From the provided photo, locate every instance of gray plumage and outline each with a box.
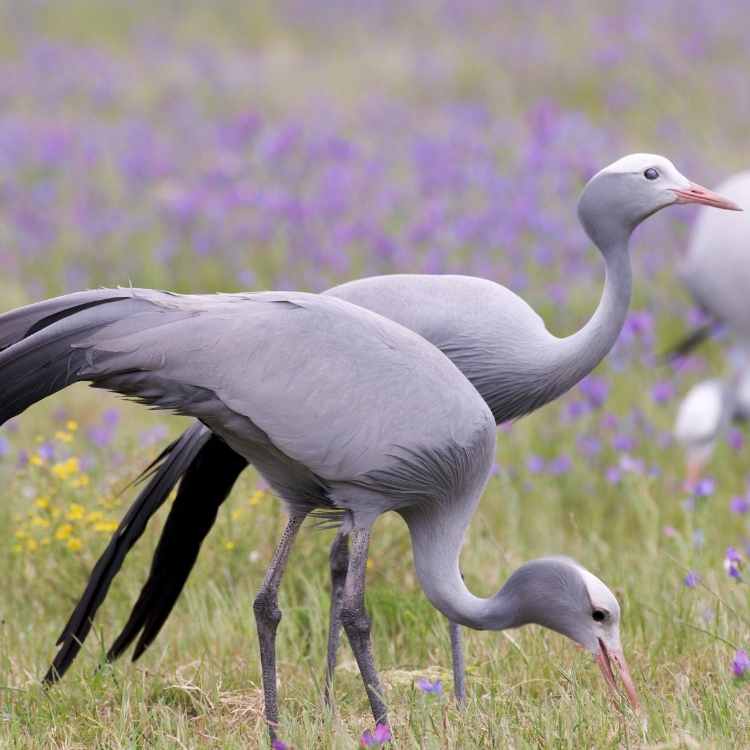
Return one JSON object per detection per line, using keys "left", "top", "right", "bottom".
{"left": 8, "top": 154, "right": 733, "bottom": 736}
{"left": 666, "top": 172, "right": 750, "bottom": 483}
{"left": 0, "top": 284, "right": 639, "bottom": 736}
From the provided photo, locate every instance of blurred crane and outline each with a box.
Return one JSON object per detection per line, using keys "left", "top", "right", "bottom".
{"left": 666, "top": 172, "right": 750, "bottom": 484}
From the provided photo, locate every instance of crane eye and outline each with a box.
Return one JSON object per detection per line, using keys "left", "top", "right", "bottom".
{"left": 592, "top": 609, "right": 606, "bottom": 622}
{"left": 644, "top": 168, "right": 659, "bottom": 181}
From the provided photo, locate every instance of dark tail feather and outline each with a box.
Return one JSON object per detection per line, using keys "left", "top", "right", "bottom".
{"left": 659, "top": 322, "right": 717, "bottom": 364}
{"left": 107, "top": 434, "right": 248, "bottom": 662}
{"left": 43, "top": 422, "right": 213, "bottom": 684}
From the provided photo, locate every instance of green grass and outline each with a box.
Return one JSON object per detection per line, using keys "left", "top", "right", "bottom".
{"left": 1, "top": 378, "right": 749, "bottom": 749}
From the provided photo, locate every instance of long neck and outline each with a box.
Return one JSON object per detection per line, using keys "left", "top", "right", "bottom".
{"left": 541, "top": 240, "right": 632, "bottom": 398}
{"left": 402, "top": 500, "right": 521, "bottom": 631}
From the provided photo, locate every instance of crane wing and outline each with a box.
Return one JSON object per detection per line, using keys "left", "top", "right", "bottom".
{"left": 0, "top": 288, "right": 486, "bottom": 481}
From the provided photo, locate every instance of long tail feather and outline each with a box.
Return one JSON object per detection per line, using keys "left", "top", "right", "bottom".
{"left": 107, "top": 436, "right": 248, "bottom": 662}
{"left": 43, "top": 422, "right": 212, "bottom": 684}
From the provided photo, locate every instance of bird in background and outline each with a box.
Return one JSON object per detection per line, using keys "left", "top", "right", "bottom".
{"left": 34, "top": 154, "right": 739, "bottom": 714}
{"left": 0, "top": 287, "right": 638, "bottom": 743}
{"left": 664, "top": 171, "right": 750, "bottom": 485}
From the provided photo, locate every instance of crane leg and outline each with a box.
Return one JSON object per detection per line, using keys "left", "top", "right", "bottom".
{"left": 324, "top": 529, "right": 350, "bottom": 709}
{"left": 340, "top": 527, "right": 389, "bottom": 727}
{"left": 252, "top": 512, "right": 306, "bottom": 744}
{"left": 449, "top": 620, "right": 466, "bottom": 706}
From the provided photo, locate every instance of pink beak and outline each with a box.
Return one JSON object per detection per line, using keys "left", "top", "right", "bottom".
{"left": 671, "top": 182, "right": 742, "bottom": 211}
{"left": 595, "top": 638, "right": 640, "bottom": 711}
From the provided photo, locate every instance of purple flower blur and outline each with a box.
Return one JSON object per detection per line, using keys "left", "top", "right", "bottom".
{"left": 651, "top": 381, "right": 675, "bottom": 405}
{"left": 693, "top": 477, "right": 715, "bottom": 497}
{"left": 730, "top": 496, "right": 750, "bottom": 514}
{"left": 683, "top": 571, "right": 699, "bottom": 588}
{"left": 360, "top": 723, "right": 392, "bottom": 747}
{"left": 271, "top": 740, "right": 288, "bottom": 750}
{"left": 733, "top": 649, "right": 750, "bottom": 678}
{"left": 416, "top": 677, "right": 443, "bottom": 695}
{"left": 728, "top": 429, "right": 744, "bottom": 452}
{"left": 725, "top": 547, "right": 743, "bottom": 580}
{"left": 579, "top": 375, "right": 609, "bottom": 408}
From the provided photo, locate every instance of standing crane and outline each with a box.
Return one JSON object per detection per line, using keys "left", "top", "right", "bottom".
{"left": 36, "top": 155, "right": 739, "bottom": 711}
{"left": 0, "top": 288, "right": 639, "bottom": 742}
{"left": 666, "top": 171, "right": 750, "bottom": 484}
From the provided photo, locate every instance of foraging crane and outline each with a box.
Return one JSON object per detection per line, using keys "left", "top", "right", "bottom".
{"left": 0, "top": 288, "right": 638, "bottom": 741}
{"left": 12, "top": 155, "right": 734, "bottom": 717}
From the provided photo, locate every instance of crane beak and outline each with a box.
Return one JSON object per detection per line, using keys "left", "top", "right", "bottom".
{"left": 595, "top": 638, "right": 640, "bottom": 711}
{"left": 671, "top": 183, "right": 742, "bottom": 211}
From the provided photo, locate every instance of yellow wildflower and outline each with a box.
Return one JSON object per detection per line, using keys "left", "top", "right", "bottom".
{"left": 55, "top": 523, "right": 74, "bottom": 541}
{"left": 41, "top": 537, "right": 50, "bottom": 546}
{"left": 14, "top": 529, "right": 27, "bottom": 540}
{"left": 55, "top": 431, "right": 73, "bottom": 443}
{"left": 66, "top": 537, "right": 83, "bottom": 552}
{"left": 366, "top": 558, "right": 374, "bottom": 571}
{"left": 224, "top": 541, "right": 236, "bottom": 551}
{"left": 52, "top": 457, "right": 79, "bottom": 479}
{"left": 86, "top": 511, "right": 104, "bottom": 523}
{"left": 31, "top": 515, "right": 50, "bottom": 528}
{"left": 29, "top": 454, "right": 44, "bottom": 466}
{"left": 249, "top": 490, "right": 265, "bottom": 506}
{"left": 66, "top": 503, "right": 85, "bottom": 521}
{"left": 66, "top": 420, "right": 78, "bottom": 432}
{"left": 34, "top": 496, "right": 50, "bottom": 509}
{"left": 93, "top": 520, "right": 118, "bottom": 533}
{"left": 231, "top": 509, "right": 243, "bottom": 521}
{"left": 26, "top": 538, "right": 38, "bottom": 552}
{"left": 70, "top": 474, "right": 90, "bottom": 488}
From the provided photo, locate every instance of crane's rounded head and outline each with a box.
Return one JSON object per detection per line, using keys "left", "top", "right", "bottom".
{"left": 500, "top": 556, "right": 639, "bottom": 710}
{"left": 578, "top": 153, "right": 741, "bottom": 250}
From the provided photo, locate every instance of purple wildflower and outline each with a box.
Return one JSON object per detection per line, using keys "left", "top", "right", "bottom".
{"left": 692, "top": 529, "right": 704, "bottom": 548}
{"left": 651, "top": 381, "right": 675, "bottom": 405}
{"left": 725, "top": 547, "right": 743, "bottom": 580}
{"left": 613, "top": 433, "right": 635, "bottom": 452}
{"left": 548, "top": 454, "right": 572, "bottom": 475}
{"left": 360, "top": 723, "right": 392, "bottom": 747}
{"left": 733, "top": 649, "right": 750, "bottom": 678}
{"left": 693, "top": 477, "right": 715, "bottom": 497}
{"left": 728, "top": 429, "right": 744, "bottom": 452}
{"left": 38, "top": 441, "right": 55, "bottom": 461}
{"left": 271, "top": 740, "right": 288, "bottom": 750}
{"left": 527, "top": 455, "right": 545, "bottom": 474}
{"left": 663, "top": 526, "right": 677, "bottom": 538}
{"left": 730, "top": 497, "right": 750, "bottom": 514}
{"left": 605, "top": 466, "right": 621, "bottom": 485}
{"left": 416, "top": 678, "right": 443, "bottom": 695}
{"left": 683, "top": 571, "right": 699, "bottom": 588}
{"left": 579, "top": 375, "right": 609, "bottom": 408}
{"left": 0, "top": 435, "right": 8, "bottom": 456}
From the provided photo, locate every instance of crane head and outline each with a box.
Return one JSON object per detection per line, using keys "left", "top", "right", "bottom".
{"left": 500, "top": 556, "right": 639, "bottom": 711}
{"left": 578, "top": 154, "right": 740, "bottom": 250}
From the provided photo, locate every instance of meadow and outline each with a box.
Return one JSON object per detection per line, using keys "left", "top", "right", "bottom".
{"left": 1, "top": 2, "right": 750, "bottom": 747}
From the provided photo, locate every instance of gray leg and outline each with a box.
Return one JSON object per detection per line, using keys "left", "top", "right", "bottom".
{"left": 449, "top": 621, "right": 466, "bottom": 706}
{"left": 324, "top": 529, "right": 349, "bottom": 708}
{"left": 252, "top": 513, "right": 306, "bottom": 743}
{"left": 340, "top": 527, "right": 388, "bottom": 726}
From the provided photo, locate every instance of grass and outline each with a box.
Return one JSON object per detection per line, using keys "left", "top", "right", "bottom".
{"left": 1, "top": 2, "right": 750, "bottom": 747}
{"left": 1, "top": 375, "right": 749, "bottom": 749}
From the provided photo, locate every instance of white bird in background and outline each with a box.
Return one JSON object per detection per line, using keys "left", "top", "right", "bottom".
{"left": 666, "top": 172, "right": 750, "bottom": 484}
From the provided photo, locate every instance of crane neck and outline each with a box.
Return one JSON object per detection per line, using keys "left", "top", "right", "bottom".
{"left": 543, "top": 238, "right": 632, "bottom": 395}
{"left": 402, "top": 499, "right": 522, "bottom": 631}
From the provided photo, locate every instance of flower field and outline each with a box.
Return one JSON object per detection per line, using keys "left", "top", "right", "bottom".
{"left": 1, "top": 2, "right": 750, "bottom": 747}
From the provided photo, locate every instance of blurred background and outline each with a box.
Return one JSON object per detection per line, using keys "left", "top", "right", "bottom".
{"left": 2, "top": 2, "right": 750, "bottom": 746}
